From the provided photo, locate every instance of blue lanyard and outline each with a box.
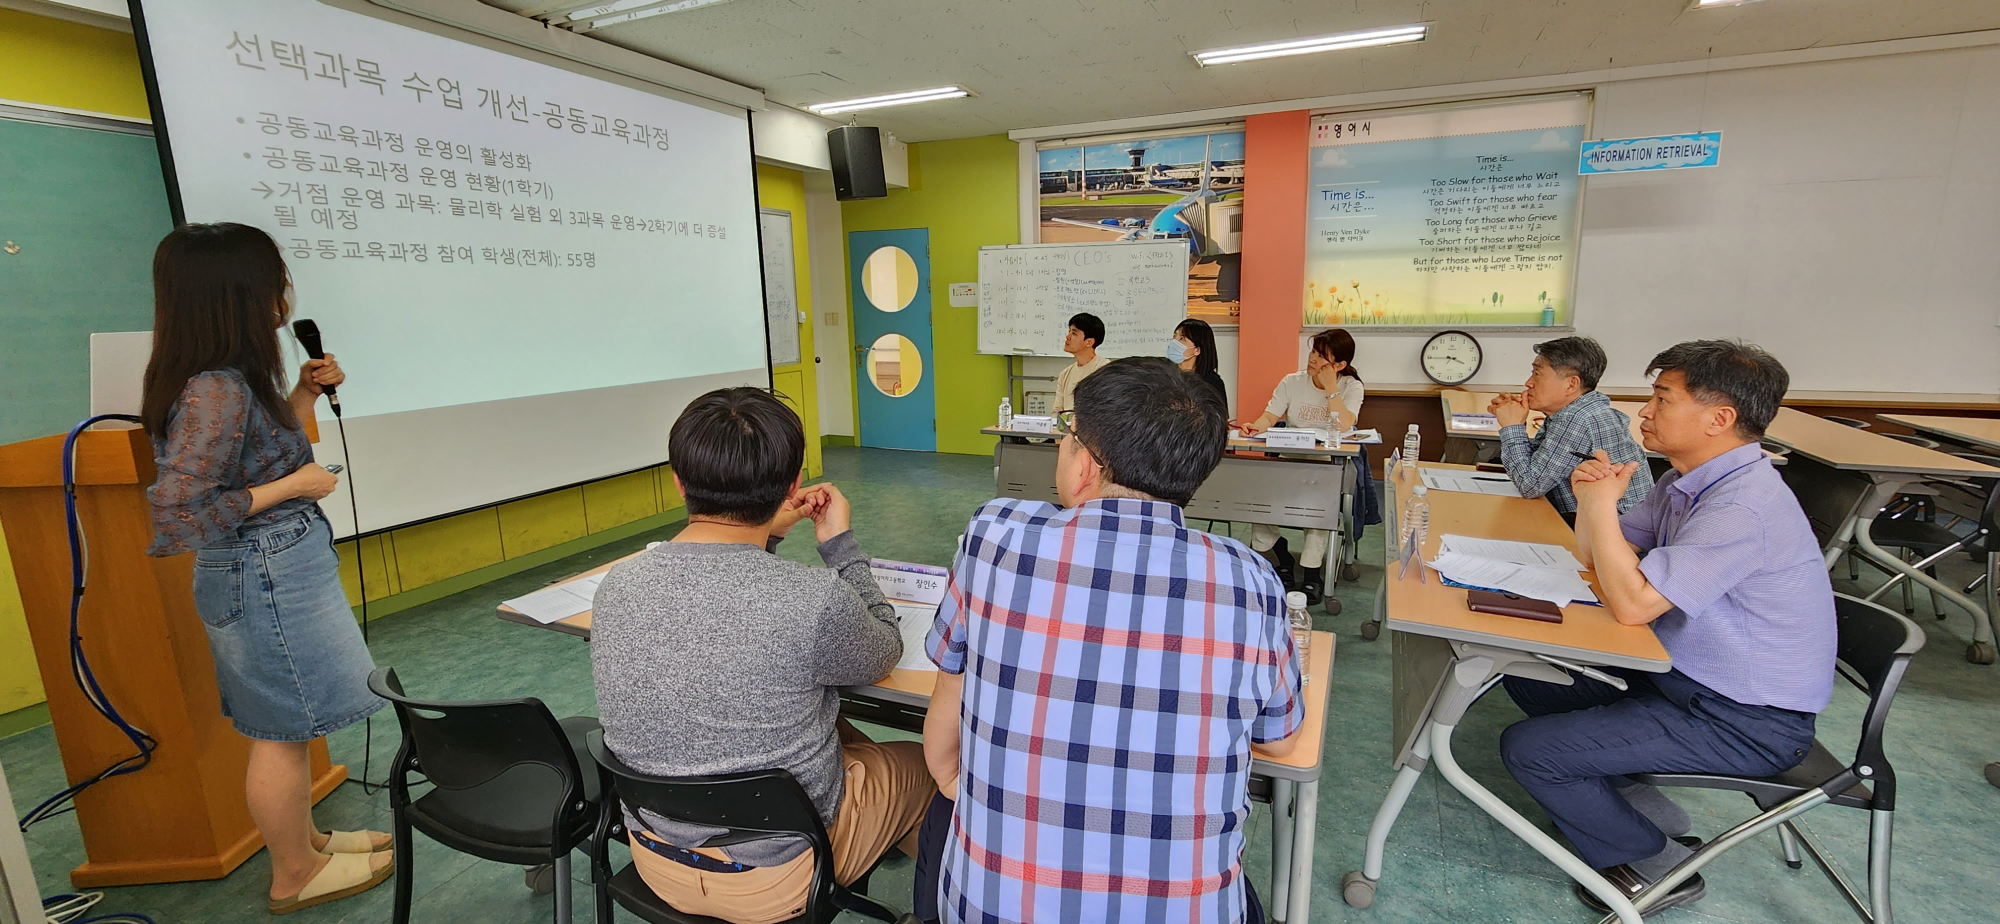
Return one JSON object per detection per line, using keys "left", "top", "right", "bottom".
{"left": 1665, "top": 456, "right": 1761, "bottom": 542}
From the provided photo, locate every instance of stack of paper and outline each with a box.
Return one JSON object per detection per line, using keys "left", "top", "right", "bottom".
{"left": 1426, "top": 535, "right": 1599, "bottom": 608}
{"left": 503, "top": 573, "right": 604, "bottom": 624}
{"left": 891, "top": 602, "right": 941, "bottom": 672}
{"left": 1420, "top": 469, "right": 1524, "bottom": 497}
{"left": 873, "top": 559, "right": 949, "bottom": 673}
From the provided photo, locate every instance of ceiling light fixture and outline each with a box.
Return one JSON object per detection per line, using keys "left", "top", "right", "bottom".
{"left": 806, "top": 86, "right": 972, "bottom": 116}
{"left": 1688, "top": 0, "right": 1764, "bottom": 8}
{"left": 525, "top": 0, "right": 739, "bottom": 32}
{"left": 1191, "top": 24, "right": 1429, "bottom": 66}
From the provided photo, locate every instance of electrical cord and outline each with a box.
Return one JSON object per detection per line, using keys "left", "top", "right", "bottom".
{"left": 328, "top": 406, "right": 387, "bottom": 797}
{"left": 42, "top": 892, "right": 157, "bottom": 924}
{"left": 17, "top": 416, "right": 159, "bottom": 832}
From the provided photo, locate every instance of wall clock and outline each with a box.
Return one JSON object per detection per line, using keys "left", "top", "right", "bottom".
{"left": 1420, "top": 330, "right": 1482, "bottom": 386}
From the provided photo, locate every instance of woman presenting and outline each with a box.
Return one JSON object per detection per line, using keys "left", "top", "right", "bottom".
{"left": 1236, "top": 328, "right": 1365, "bottom": 604}
{"left": 141, "top": 223, "right": 393, "bottom": 913}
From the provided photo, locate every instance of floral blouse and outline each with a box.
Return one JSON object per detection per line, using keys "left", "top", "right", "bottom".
{"left": 147, "top": 369, "right": 315, "bottom": 556}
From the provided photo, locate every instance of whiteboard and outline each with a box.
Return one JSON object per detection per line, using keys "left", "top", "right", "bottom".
{"left": 978, "top": 241, "right": 1191, "bottom": 357}
{"left": 759, "top": 209, "right": 801, "bottom": 367}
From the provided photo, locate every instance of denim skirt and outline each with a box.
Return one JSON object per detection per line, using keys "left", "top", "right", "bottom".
{"left": 190, "top": 508, "right": 383, "bottom": 742}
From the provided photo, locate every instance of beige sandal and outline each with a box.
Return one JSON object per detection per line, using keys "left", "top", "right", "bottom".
{"left": 321, "top": 829, "right": 393, "bottom": 853}
{"left": 268, "top": 850, "right": 394, "bottom": 914}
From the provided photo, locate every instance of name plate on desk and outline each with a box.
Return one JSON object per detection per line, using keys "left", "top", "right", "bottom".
{"left": 870, "top": 559, "right": 948, "bottom": 605}
{"left": 1011, "top": 415, "right": 1055, "bottom": 434}
{"left": 1264, "top": 428, "right": 1320, "bottom": 450}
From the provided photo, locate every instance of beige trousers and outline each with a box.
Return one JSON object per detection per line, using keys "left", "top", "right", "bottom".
{"left": 630, "top": 732, "right": 933, "bottom": 924}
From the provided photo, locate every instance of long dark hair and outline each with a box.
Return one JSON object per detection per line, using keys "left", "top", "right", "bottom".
{"left": 1173, "top": 318, "right": 1220, "bottom": 378}
{"left": 1310, "top": 328, "right": 1362, "bottom": 382}
{"left": 140, "top": 223, "right": 298, "bottom": 436}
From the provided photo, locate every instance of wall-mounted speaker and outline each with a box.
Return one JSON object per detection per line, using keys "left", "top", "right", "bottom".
{"left": 827, "top": 126, "right": 887, "bottom": 201}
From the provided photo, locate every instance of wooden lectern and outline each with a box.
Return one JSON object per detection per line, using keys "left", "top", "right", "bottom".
{"left": 0, "top": 427, "right": 345, "bottom": 888}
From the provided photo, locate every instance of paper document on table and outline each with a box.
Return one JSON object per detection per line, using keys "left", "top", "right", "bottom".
{"left": 1429, "top": 551, "right": 1598, "bottom": 608}
{"left": 1420, "top": 469, "right": 1524, "bottom": 497}
{"left": 1341, "top": 429, "right": 1384, "bottom": 445}
{"left": 1437, "top": 535, "right": 1586, "bottom": 572}
{"left": 1451, "top": 413, "right": 1499, "bottom": 431}
{"left": 891, "top": 601, "right": 940, "bottom": 672}
{"left": 503, "top": 573, "right": 603, "bottom": 624}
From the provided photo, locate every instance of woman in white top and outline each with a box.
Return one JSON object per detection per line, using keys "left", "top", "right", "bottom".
{"left": 1239, "top": 328, "right": 1364, "bottom": 603}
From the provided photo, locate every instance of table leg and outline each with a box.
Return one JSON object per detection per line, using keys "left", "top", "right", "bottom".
{"left": 1286, "top": 779, "right": 1320, "bottom": 924}
{"left": 1853, "top": 514, "right": 1996, "bottom": 662}
{"left": 1270, "top": 778, "right": 1296, "bottom": 921}
{"left": 1821, "top": 480, "right": 1894, "bottom": 569}
{"left": 1428, "top": 719, "right": 1644, "bottom": 924}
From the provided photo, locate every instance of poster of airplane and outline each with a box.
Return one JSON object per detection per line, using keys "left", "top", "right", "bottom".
{"left": 1038, "top": 130, "right": 1244, "bottom": 323}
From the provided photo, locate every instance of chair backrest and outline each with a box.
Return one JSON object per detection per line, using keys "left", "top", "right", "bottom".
{"left": 367, "top": 667, "right": 587, "bottom": 819}
{"left": 1950, "top": 453, "right": 2000, "bottom": 536}
{"left": 586, "top": 732, "right": 831, "bottom": 850}
{"left": 1830, "top": 595, "right": 1924, "bottom": 808}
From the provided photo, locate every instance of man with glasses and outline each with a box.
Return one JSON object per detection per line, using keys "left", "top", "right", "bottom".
{"left": 915, "top": 357, "right": 1304, "bottom": 924}
{"left": 1490, "top": 336, "right": 1652, "bottom": 523}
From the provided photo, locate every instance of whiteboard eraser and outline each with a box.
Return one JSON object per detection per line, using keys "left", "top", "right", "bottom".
{"left": 1012, "top": 346, "right": 1033, "bottom": 353}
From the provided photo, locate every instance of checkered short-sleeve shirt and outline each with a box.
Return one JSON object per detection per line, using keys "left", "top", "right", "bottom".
{"left": 926, "top": 497, "right": 1303, "bottom": 924}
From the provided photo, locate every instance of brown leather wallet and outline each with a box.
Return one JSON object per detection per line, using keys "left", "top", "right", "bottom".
{"left": 1466, "top": 589, "right": 1564, "bottom": 623}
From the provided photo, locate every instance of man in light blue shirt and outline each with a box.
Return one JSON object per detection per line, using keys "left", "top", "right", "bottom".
{"left": 1499, "top": 340, "right": 1836, "bottom": 916}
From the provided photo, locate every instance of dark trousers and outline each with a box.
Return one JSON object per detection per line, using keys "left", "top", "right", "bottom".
{"left": 911, "top": 793, "right": 1265, "bottom": 924}
{"left": 1499, "top": 668, "right": 1817, "bottom": 869}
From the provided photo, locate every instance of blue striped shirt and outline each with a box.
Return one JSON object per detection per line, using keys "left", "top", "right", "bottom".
{"left": 1619, "top": 442, "right": 1836, "bottom": 712}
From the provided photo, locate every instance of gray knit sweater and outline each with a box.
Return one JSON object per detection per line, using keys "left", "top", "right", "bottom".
{"left": 589, "top": 530, "right": 900, "bottom": 862}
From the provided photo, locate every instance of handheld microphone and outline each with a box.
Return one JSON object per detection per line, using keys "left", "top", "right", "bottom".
{"left": 290, "top": 318, "right": 341, "bottom": 416}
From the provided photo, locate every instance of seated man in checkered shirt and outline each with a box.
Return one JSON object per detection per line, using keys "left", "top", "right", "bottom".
{"left": 914, "top": 357, "right": 1305, "bottom": 924}
{"left": 1490, "top": 336, "right": 1653, "bottom": 522}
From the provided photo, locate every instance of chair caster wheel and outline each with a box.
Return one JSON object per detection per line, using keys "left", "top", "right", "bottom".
{"left": 1323, "top": 597, "right": 1341, "bottom": 616}
{"left": 1359, "top": 620, "right": 1381, "bottom": 641}
{"left": 1341, "top": 563, "right": 1360, "bottom": 583}
{"left": 1968, "top": 642, "right": 1996, "bottom": 665}
{"left": 525, "top": 863, "right": 557, "bottom": 895}
{"left": 1341, "top": 870, "right": 1377, "bottom": 908}
{"left": 1786, "top": 859, "right": 1804, "bottom": 870}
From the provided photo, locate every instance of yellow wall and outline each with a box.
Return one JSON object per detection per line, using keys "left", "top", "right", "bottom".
{"left": 0, "top": 10, "right": 148, "bottom": 119}
{"left": 839, "top": 137, "right": 1020, "bottom": 455}
{"left": 756, "top": 163, "right": 823, "bottom": 476}
{"left": 0, "top": 9, "right": 826, "bottom": 725}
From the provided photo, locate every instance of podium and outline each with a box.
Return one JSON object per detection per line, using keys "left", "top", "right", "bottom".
{"left": 0, "top": 427, "right": 345, "bottom": 887}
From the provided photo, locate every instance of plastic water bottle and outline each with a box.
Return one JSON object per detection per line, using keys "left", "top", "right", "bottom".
{"left": 998, "top": 397, "right": 1012, "bottom": 430}
{"left": 1286, "top": 591, "right": 1313, "bottom": 682}
{"left": 1401, "top": 423, "right": 1422, "bottom": 474}
{"left": 1403, "top": 483, "right": 1431, "bottom": 556}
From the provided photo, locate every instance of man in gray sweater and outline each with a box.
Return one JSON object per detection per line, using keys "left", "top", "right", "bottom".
{"left": 591, "top": 387, "right": 933, "bottom": 924}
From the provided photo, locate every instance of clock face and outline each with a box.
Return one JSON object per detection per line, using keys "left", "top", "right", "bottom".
{"left": 1422, "top": 331, "right": 1482, "bottom": 385}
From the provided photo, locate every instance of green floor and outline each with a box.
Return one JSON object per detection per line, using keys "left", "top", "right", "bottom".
{"left": 5, "top": 447, "right": 1998, "bottom": 923}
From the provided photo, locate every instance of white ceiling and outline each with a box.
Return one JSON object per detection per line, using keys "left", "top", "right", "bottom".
{"left": 486, "top": 0, "right": 2000, "bottom": 142}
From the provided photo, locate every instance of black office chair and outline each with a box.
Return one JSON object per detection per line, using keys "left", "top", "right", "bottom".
{"left": 368, "top": 667, "right": 602, "bottom": 924}
{"left": 1856, "top": 453, "right": 1998, "bottom": 663}
{"left": 586, "top": 732, "right": 900, "bottom": 924}
{"left": 1823, "top": 415, "right": 1872, "bottom": 429}
{"left": 1626, "top": 595, "right": 1923, "bottom": 924}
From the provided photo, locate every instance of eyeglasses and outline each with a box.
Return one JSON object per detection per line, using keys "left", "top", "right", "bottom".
{"left": 1056, "top": 409, "right": 1077, "bottom": 435}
